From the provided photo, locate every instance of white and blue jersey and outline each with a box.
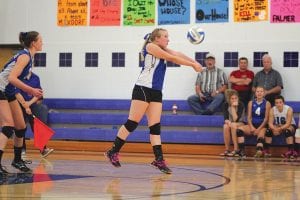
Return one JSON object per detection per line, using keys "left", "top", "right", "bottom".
{"left": 273, "top": 105, "right": 296, "bottom": 126}
{"left": 0, "top": 49, "right": 32, "bottom": 97}
{"left": 135, "top": 47, "right": 167, "bottom": 91}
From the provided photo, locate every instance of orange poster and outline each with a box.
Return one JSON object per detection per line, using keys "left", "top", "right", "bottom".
{"left": 234, "top": 0, "right": 268, "bottom": 22}
{"left": 57, "top": 0, "right": 88, "bottom": 26}
{"left": 90, "top": 0, "right": 121, "bottom": 26}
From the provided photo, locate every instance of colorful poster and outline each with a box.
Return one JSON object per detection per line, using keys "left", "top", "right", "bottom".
{"left": 57, "top": 0, "right": 88, "bottom": 26}
{"left": 90, "top": 0, "right": 120, "bottom": 26}
{"left": 234, "top": 0, "right": 268, "bottom": 22}
{"left": 158, "top": 1, "right": 190, "bottom": 25}
{"left": 123, "top": 0, "right": 155, "bottom": 26}
{"left": 195, "top": 0, "right": 229, "bottom": 23}
{"left": 271, "top": 0, "right": 300, "bottom": 23}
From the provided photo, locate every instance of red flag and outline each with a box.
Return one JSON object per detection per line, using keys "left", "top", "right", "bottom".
{"left": 33, "top": 117, "right": 54, "bottom": 151}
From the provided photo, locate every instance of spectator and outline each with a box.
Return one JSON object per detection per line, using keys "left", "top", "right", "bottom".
{"left": 15, "top": 71, "right": 54, "bottom": 158}
{"left": 265, "top": 95, "right": 297, "bottom": 160}
{"left": 252, "top": 54, "right": 283, "bottom": 106}
{"left": 187, "top": 53, "right": 228, "bottom": 115}
{"left": 229, "top": 57, "right": 254, "bottom": 109}
{"left": 220, "top": 89, "right": 246, "bottom": 157}
{"left": 236, "top": 86, "right": 271, "bottom": 158}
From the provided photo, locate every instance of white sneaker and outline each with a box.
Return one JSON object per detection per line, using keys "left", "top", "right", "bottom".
{"left": 41, "top": 148, "right": 54, "bottom": 158}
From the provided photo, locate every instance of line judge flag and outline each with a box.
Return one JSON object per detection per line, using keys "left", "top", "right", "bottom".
{"left": 33, "top": 117, "right": 55, "bottom": 151}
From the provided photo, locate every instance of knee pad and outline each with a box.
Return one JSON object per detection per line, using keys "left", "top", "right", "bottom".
{"left": 15, "top": 127, "right": 27, "bottom": 138}
{"left": 284, "top": 129, "right": 293, "bottom": 138}
{"left": 237, "top": 129, "right": 244, "bottom": 137}
{"left": 257, "top": 137, "right": 265, "bottom": 144}
{"left": 265, "top": 129, "right": 273, "bottom": 137}
{"left": 149, "top": 123, "right": 161, "bottom": 135}
{"left": 124, "top": 119, "right": 138, "bottom": 132}
{"left": 1, "top": 126, "right": 15, "bottom": 139}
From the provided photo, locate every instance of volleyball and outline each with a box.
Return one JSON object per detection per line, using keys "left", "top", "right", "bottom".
{"left": 187, "top": 26, "right": 205, "bottom": 45}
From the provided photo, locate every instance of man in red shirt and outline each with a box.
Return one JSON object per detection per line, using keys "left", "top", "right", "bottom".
{"left": 229, "top": 57, "right": 254, "bottom": 108}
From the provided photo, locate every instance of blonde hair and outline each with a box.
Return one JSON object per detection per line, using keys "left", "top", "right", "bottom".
{"left": 140, "top": 28, "right": 167, "bottom": 62}
{"left": 225, "top": 89, "right": 239, "bottom": 105}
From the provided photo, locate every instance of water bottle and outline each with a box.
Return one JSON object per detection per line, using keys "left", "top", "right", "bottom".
{"left": 172, "top": 104, "right": 178, "bottom": 115}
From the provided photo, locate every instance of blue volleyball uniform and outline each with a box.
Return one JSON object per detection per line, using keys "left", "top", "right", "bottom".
{"left": 251, "top": 99, "right": 267, "bottom": 127}
{"left": 135, "top": 47, "right": 167, "bottom": 91}
{"left": 0, "top": 49, "right": 33, "bottom": 98}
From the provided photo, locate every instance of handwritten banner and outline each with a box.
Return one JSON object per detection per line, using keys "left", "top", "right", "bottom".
{"left": 158, "top": 1, "right": 190, "bottom": 25}
{"left": 90, "top": 0, "right": 120, "bottom": 26}
{"left": 123, "top": 0, "right": 155, "bottom": 26}
{"left": 234, "top": 0, "right": 268, "bottom": 22}
{"left": 57, "top": 0, "right": 88, "bottom": 26}
{"left": 271, "top": 0, "right": 300, "bottom": 23}
{"left": 195, "top": 0, "right": 229, "bottom": 23}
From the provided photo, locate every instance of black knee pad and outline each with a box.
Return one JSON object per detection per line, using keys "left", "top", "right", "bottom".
{"left": 237, "top": 129, "right": 244, "bottom": 137}
{"left": 284, "top": 129, "right": 293, "bottom": 138}
{"left": 15, "top": 127, "right": 27, "bottom": 138}
{"left": 124, "top": 119, "right": 138, "bottom": 132}
{"left": 265, "top": 129, "right": 273, "bottom": 137}
{"left": 257, "top": 137, "right": 265, "bottom": 144}
{"left": 1, "top": 126, "right": 15, "bottom": 139}
{"left": 149, "top": 123, "right": 161, "bottom": 135}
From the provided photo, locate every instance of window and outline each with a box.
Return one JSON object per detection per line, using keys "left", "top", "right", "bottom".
{"left": 224, "top": 52, "right": 238, "bottom": 67}
{"left": 59, "top": 53, "right": 72, "bottom": 67}
{"left": 112, "top": 52, "right": 125, "bottom": 67}
{"left": 34, "top": 53, "right": 46, "bottom": 67}
{"left": 85, "top": 52, "right": 98, "bottom": 67}
{"left": 195, "top": 52, "right": 209, "bottom": 67}
{"left": 253, "top": 52, "right": 268, "bottom": 67}
{"left": 283, "top": 51, "right": 298, "bottom": 67}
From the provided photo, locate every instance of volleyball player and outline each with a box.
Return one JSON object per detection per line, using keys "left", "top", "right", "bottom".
{"left": 104, "top": 28, "right": 202, "bottom": 174}
{"left": 0, "top": 31, "right": 43, "bottom": 174}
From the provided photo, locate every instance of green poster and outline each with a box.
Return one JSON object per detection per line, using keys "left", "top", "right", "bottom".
{"left": 123, "top": 0, "right": 155, "bottom": 26}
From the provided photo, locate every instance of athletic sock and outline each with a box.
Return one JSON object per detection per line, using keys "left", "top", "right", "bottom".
{"left": 14, "top": 146, "right": 23, "bottom": 162}
{"left": 152, "top": 145, "right": 163, "bottom": 161}
{"left": 111, "top": 137, "right": 125, "bottom": 153}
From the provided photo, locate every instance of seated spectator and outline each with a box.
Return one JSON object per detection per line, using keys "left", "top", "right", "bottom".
{"left": 252, "top": 54, "right": 283, "bottom": 106}
{"left": 220, "top": 89, "right": 245, "bottom": 157}
{"left": 229, "top": 57, "right": 254, "bottom": 109}
{"left": 187, "top": 53, "right": 228, "bottom": 115}
{"left": 265, "top": 95, "right": 297, "bottom": 160}
{"left": 15, "top": 71, "right": 54, "bottom": 158}
{"left": 236, "top": 86, "right": 271, "bottom": 158}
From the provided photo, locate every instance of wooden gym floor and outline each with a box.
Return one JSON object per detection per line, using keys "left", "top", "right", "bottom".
{"left": 1, "top": 141, "right": 300, "bottom": 200}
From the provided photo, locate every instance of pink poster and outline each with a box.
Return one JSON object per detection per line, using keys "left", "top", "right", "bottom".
{"left": 271, "top": 0, "right": 300, "bottom": 23}
{"left": 90, "top": 0, "right": 120, "bottom": 26}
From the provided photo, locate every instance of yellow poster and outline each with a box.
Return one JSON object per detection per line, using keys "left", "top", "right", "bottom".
{"left": 234, "top": 0, "right": 268, "bottom": 22}
{"left": 57, "top": 0, "right": 88, "bottom": 26}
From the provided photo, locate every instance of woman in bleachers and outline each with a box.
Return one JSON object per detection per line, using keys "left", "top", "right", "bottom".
{"left": 104, "top": 28, "right": 202, "bottom": 174}
{"left": 220, "top": 89, "right": 245, "bottom": 157}
{"left": 266, "top": 95, "right": 297, "bottom": 160}
{"left": 236, "top": 86, "right": 271, "bottom": 158}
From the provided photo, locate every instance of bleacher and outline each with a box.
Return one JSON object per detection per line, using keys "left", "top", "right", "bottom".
{"left": 25, "top": 99, "right": 300, "bottom": 149}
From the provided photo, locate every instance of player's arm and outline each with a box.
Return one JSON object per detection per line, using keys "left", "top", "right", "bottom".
{"left": 268, "top": 107, "right": 276, "bottom": 130}
{"left": 146, "top": 43, "right": 202, "bottom": 72}
{"left": 8, "top": 55, "right": 43, "bottom": 97}
{"left": 280, "top": 107, "right": 293, "bottom": 130}
{"left": 257, "top": 101, "right": 271, "bottom": 130}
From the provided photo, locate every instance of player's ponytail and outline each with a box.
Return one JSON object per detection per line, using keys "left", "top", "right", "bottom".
{"left": 19, "top": 31, "right": 39, "bottom": 48}
{"left": 140, "top": 33, "right": 152, "bottom": 62}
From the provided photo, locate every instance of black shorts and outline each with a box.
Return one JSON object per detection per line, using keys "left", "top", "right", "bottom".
{"left": 132, "top": 85, "right": 162, "bottom": 103}
{"left": 0, "top": 90, "right": 7, "bottom": 100}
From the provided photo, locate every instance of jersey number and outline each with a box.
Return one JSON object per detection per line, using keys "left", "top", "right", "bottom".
{"left": 275, "top": 117, "right": 286, "bottom": 125}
